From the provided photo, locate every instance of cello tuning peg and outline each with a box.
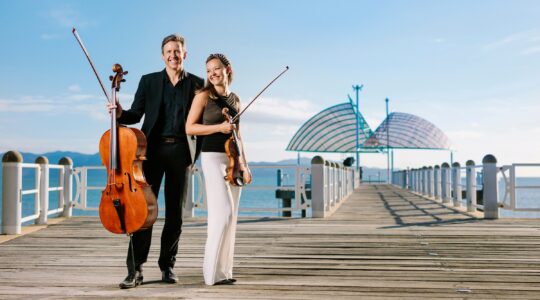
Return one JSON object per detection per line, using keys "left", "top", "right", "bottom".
{"left": 109, "top": 75, "right": 113, "bottom": 81}
{"left": 121, "top": 79, "right": 126, "bottom": 82}
{"left": 123, "top": 71, "right": 129, "bottom": 75}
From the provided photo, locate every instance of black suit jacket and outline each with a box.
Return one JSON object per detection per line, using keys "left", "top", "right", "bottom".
{"left": 118, "top": 69, "right": 204, "bottom": 164}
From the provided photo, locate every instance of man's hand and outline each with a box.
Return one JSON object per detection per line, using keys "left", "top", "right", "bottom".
{"left": 107, "top": 101, "right": 123, "bottom": 119}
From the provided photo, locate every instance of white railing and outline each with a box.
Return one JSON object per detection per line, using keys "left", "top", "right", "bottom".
{"left": 70, "top": 160, "right": 359, "bottom": 219}
{"left": 2, "top": 150, "right": 359, "bottom": 234}
{"left": 391, "top": 154, "right": 540, "bottom": 219}
{"left": 71, "top": 164, "right": 312, "bottom": 217}
{"left": 499, "top": 163, "right": 540, "bottom": 212}
{"left": 310, "top": 156, "right": 358, "bottom": 218}
{"left": 188, "top": 165, "right": 311, "bottom": 214}
{"left": 1, "top": 153, "right": 73, "bottom": 234}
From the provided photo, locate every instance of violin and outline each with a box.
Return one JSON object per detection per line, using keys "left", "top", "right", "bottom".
{"left": 72, "top": 28, "right": 157, "bottom": 234}
{"left": 222, "top": 108, "right": 252, "bottom": 186}
{"left": 98, "top": 64, "right": 158, "bottom": 234}
{"left": 220, "top": 66, "right": 289, "bottom": 186}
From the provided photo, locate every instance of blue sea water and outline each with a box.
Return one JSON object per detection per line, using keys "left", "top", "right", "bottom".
{"left": 0, "top": 165, "right": 306, "bottom": 225}
{"left": 1, "top": 164, "right": 539, "bottom": 225}
{"left": 499, "top": 177, "right": 540, "bottom": 218}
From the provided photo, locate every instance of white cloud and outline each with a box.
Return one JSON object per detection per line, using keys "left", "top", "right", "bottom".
{"left": 446, "top": 129, "right": 484, "bottom": 140}
{"left": 40, "top": 33, "right": 61, "bottom": 40}
{"left": 484, "top": 29, "right": 540, "bottom": 55}
{"left": 67, "top": 94, "right": 96, "bottom": 101}
{"left": 521, "top": 46, "right": 540, "bottom": 55}
{"left": 241, "top": 97, "right": 321, "bottom": 124}
{"left": 0, "top": 96, "right": 54, "bottom": 112}
{"left": 45, "top": 7, "right": 84, "bottom": 28}
{"left": 0, "top": 91, "right": 108, "bottom": 120}
{"left": 68, "top": 84, "right": 81, "bottom": 93}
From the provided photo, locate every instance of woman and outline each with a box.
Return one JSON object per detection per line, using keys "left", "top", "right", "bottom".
{"left": 186, "top": 53, "right": 251, "bottom": 285}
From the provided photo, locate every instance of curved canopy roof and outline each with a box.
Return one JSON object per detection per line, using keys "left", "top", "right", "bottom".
{"left": 363, "top": 112, "right": 451, "bottom": 150}
{"left": 286, "top": 102, "right": 377, "bottom": 153}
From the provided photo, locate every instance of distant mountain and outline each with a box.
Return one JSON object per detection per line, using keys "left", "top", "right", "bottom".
{"left": 251, "top": 157, "right": 312, "bottom": 166}
{"left": 13, "top": 151, "right": 103, "bottom": 168}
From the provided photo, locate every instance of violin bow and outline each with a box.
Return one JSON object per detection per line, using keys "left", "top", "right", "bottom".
{"left": 231, "top": 66, "right": 289, "bottom": 123}
{"left": 72, "top": 28, "right": 113, "bottom": 104}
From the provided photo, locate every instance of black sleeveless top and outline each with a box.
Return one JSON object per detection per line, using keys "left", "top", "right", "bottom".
{"left": 201, "top": 93, "right": 240, "bottom": 153}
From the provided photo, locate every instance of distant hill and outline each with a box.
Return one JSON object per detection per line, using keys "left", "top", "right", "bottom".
{"left": 5, "top": 151, "right": 103, "bottom": 168}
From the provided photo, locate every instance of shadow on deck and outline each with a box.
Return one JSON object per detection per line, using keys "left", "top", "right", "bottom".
{"left": 0, "top": 184, "right": 539, "bottom": 299}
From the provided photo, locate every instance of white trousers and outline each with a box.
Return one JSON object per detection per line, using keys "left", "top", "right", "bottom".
{"left": 201, "top": 152, "right": 241, "bottom": 285}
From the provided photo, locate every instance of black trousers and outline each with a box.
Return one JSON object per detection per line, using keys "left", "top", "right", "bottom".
{"left": 126, "top": 139, "right": 191, "bottom": 272}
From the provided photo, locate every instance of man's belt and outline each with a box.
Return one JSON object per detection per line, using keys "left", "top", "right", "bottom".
{"left": 161, "top": 136, "right": 185, "bottom": 144}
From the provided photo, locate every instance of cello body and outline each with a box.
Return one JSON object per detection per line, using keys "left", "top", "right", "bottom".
{"left": 99, "top": 125, "right": 158, "bottom": 234}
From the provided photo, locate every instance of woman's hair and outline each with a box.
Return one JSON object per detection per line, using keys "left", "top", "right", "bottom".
{"left": 198, "top": 53, "right": 233, "bottom": 98}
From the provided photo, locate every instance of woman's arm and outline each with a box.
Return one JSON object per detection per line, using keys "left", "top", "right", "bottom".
{"left": 186, "top": 91, "right": 234, "bottom": 136}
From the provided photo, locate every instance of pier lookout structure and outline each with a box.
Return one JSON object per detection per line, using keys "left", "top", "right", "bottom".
{"left": 2, "top": 150, "right": 540, "bottom": 298}
{"left": 286, "top": 88, "right": 453, "bottom": 183}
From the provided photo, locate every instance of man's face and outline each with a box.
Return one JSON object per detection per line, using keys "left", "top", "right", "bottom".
{"left": 162, "top": 41, "right": 186, "bottom": 72}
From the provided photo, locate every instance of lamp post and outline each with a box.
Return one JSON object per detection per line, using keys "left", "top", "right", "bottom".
{"left": 386, "top": 98, "right": 390, "bottom": 183}
{"left": 352, "top": 84, "right": 363, "bottom": 169}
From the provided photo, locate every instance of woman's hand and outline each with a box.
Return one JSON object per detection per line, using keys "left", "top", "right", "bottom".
{"left": 218, "top": 121, "right": 235, "bottom": 134}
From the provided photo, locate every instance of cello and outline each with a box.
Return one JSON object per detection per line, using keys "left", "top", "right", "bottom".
{"left": 72, "top": 28, "right": 157, "bottom": 234}
{"left": 98, "top": 64, "right": 158, "bottom": 234}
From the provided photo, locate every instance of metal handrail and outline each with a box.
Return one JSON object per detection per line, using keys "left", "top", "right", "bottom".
{"left": 72, "top": 164, "right": 313, "bottom": 214}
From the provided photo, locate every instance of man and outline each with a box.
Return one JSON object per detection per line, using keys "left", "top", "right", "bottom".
{"left": 112, "top": 34, "right": 203, "bottom": 289}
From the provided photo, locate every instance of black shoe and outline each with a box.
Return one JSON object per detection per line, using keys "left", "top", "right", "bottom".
{"left": 161, "top": 268, "right": 178, "bottom": 283}
{"left": 119, "top": 271, "right": 143, "bottom": 289}
{"left": 214, "top": 279, "right": 235, "bottom": 285}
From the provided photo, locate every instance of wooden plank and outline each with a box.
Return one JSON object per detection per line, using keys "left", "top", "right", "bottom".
{"left": 0, "top": 184, "right": 539, "bottom": 299}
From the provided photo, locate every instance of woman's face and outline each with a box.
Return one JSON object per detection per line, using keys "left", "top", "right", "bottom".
{"left": 206, "top": 58, "right": 229, "bottom": 86}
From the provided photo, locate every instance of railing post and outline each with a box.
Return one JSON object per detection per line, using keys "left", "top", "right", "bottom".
{"left": 434, "top": 165, "right": 441, "bottom": 200}
{"left": 441, "top": 163, "right": 451, "bottom": 204}
{"left": 415, "top": 169, "right": 420, "bottom": 192}
{"left": 427, "top": 167, "right": 434, "bottom": 197}
{"left": 420, "top": 167, "right": 426, "bottom": 195}
{"left": 406, "top": 168, "right": 411, "bottom": 190}
{"left": 452, "top": 162, "right": 462, "bottom": 207}
{"left": 311, "top": 156, "right": 326, "bottom": 218}
{"left": 36, "top": 156, "right": 49, "bottom": 225}
{"left": 2, "top": 151, "right": 23, "bottom": 234}
{"left": 403, "top": 168, "right": 411, "bottom": 190}
{"left": 184, "top": 168, "right": 195, "bottom": 219}
{"left": 483, "top": 154, "right": 499, "bottom": 219}
{"left": 59, "top": 157, "right": 74, "bottom": 218}
{"left": 466, "top": 160, "right": 477, "bottom": 213}
{"left": 409, "top": 169, "right": 414, "bottom": 191}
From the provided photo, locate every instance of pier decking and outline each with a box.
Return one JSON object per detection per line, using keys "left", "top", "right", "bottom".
{"left": 1, "top": 184, "right": 540, "bottom": 299}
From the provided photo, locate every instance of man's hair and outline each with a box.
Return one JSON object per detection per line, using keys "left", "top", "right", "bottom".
{"left": 161, "top": 34, "right": 185, "bottom": 53}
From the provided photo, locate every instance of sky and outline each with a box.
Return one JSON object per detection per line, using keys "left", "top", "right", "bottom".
{"left": 1, "top": 0, "right": 539, "bottom": 171}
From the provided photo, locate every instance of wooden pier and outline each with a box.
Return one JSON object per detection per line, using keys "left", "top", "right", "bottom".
{"left": 1, "top": 184, "right": 540, "bottom": 299}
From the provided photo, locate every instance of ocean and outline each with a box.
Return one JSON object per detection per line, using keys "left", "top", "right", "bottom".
{"left": 0, "top": 164, "right": 306, "bottom": 226}
{"left": 1, "top": 165, "right": 539, "bottom": 226}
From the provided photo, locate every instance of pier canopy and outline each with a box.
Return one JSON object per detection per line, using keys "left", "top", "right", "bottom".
{"left": 286, "top": 102, "right": 377, "bottom": 153}
{"left": 363, "top": 112, "right": 451, "bottom": 150}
